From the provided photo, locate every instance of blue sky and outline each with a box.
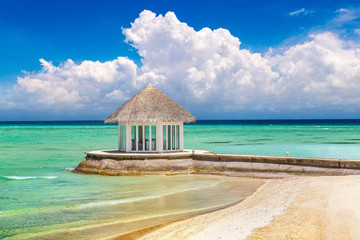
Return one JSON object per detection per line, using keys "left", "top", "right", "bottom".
{"left": 1, "top": 0, "right": 360, "bottom": 120}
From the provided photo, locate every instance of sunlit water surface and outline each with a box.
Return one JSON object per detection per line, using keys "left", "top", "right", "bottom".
{"left": 1, "top": 120, "right": 359, "bottom": 239}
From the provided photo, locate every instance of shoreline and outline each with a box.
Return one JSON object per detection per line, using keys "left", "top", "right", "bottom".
{"left": 108, "top": 195, "right": 252, "bottom": 240}
{"left": 107, "top": 183, "right": 269, "bottom": 240}
{"left": 104, "top": 176, "right": 268, "bottom": 240}
{"left": 137, "top": 177, "right": 303, "bottom": 240}
{"left": 134, "top": 175, "right": 360, "bottom": 240}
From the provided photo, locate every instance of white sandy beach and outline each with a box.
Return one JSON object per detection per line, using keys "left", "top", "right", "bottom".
{"left": 140, "top": 175, "right": 360, "bottom": 240}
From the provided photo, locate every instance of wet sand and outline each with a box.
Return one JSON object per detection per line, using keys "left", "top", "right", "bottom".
{"left": 139, "top": 175, "right": 360, "bottom": 240}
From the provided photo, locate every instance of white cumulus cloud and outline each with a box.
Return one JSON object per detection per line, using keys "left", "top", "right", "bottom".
{"left": 123, "top": 10, "right": 279, "bottom": 110}
{"left": 269, "top": 32, "right": 360, "bottom": 109}
{"left": 8, "top": 10, "right": 360, "bottom": 118}
{"left": 16, "top": 57, "right": 144, "bottom": 108}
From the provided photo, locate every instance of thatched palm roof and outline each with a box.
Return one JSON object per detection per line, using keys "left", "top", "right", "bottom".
{"left": 105, "top": 84, "right": 196, "bottom": 124}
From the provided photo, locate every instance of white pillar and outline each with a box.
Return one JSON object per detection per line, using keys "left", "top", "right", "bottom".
{"left": 180, "top": 122, "right": 184, "bottom": 151}
{"left": 157, "top": 122, "right": 163, "bottom": 153}
{"left": 149, "top": 125, "right": 152, "bottom": 151}
{"left": 126, "top": 123, "right": 131, "bottom": 152}
{"left": 136, "top": 125, "right": 139, "bottom": 152}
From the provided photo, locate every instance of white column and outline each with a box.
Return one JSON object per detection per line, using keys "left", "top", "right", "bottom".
{"left": 126, "top": 123, "right": 131, "bottom": 152}
{"left": 170, "top": 125, "right": 172, "bottom": 151}
{"left": 135, "top": 125, "right": 138, "bottom": 151}
{"left": 180, "top": 122, "right": 184, "bottom": 151}
{"left": 157, "top": 122, "right": 163, "bottom": 153}
{"left": 149, "top": 125, "right": 152, "bottom": 151}
{"left": 142, "top": 125, "right": 145, "bottom": 151}
{"left": 174, "top": 124, "right": 177, "bottom": 151}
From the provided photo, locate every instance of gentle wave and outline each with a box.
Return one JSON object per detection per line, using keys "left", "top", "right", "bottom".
{"left": 66, "top": 167, "right": 75, "bottom": 171}
{"left": 79, "top": 182, "right": 222, "bottom": 209}
{"left": 80, "top": 194, "right": 164, "bottom": 208}
{"left": 3, "top": 176, "right": 58, "bottom": 180}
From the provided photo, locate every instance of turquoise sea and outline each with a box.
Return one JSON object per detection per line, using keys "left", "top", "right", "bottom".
{"left": 1, "top": 120, "right": 360, "bottom": 239}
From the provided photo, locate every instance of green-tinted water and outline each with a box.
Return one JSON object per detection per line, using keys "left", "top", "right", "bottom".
{"left": 0, "top": 123, "right": 265, "bottom": 239}
{"left": 186, "top": 124, "right": 360, "bottom": 159}
{"left": 1, "top": 121, "right": 359, "bottom": 239}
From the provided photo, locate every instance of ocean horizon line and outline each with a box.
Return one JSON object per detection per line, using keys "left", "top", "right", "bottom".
{"left": 1, "top": 119, "right": 360, "bottom": 125}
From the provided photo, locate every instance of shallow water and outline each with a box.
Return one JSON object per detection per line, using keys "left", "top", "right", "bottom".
{"left": 0, "top": 120, "right": 359, "bottom": 239}
{"left": 0, "top": 174, "right": 263, "bottom": 239}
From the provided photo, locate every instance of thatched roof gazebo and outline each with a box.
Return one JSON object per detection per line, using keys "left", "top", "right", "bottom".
{"left": 105, "top": 84, "right": 196, "bottom": 152}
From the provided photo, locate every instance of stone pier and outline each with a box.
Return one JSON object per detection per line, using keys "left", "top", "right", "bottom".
{"left": 74, "top": 149, "right": 360, "bottom": 177}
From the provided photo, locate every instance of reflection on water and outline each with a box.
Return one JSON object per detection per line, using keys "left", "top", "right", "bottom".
{"left": 0, "top": 175, "right": 264, "bottom": 239}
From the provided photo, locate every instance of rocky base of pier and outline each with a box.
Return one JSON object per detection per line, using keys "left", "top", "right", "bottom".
{"left": 75, "top": 149, "right": 360, "bottom": 177}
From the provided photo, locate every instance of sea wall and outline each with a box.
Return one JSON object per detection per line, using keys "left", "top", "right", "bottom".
{"left": 74, "top": 150, "right": 360, "bottom": 177}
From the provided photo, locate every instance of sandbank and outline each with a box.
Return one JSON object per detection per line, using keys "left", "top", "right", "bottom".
{"left": 139, "top": 175, "right": 360, "bottom": 240}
